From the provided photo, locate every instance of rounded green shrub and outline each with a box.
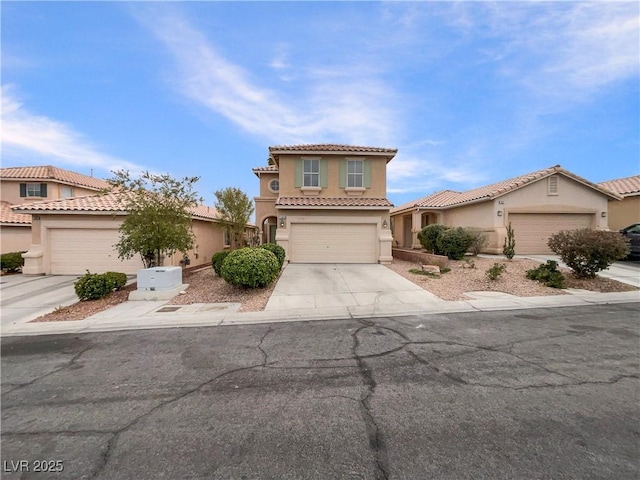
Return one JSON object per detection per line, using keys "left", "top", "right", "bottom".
{"left": 220, "top": 247, "right": 280, "bottom": 288}
{"left": 436, "top": 227, "right": 475, "bottom": 260}
{"left": 74, "top": 271, "right": 116, "bottom": 301}
{"left": 212, "top": 250, "right": 230, "bottom": 276}
{"left": 548, "top": 228, "right": 629, "bottom": 279}
{"left": 417, "top": 224, "right": 449, "bottom": 254}
{"left": 104, "top": 271, "right": 128, "bottom": 291}
{"left": 259, "top": 243, "right": 286, "bottom": 268}
{"left": 1, "top": 251, "right": 25, "bottom": 273}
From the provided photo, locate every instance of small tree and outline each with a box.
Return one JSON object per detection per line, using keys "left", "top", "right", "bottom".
{"left": 503, "top": 222, "right": 516, "bottom": 260}
{"left": 108, "top": 170, "right": 201, "bottom": 268}
{"left": 214, "top": 187, "right": 255, "bottom": 249}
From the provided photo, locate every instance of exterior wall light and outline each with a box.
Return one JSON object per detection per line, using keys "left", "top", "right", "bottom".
{"left": 497, "top": 211, "right": 503, "bottom": 217}
{"left": 279, "top": 216, "right": 286, "bottom": 227}
{"left": 382, "top": 219, "right": 388, "bottom": 228}
{"left": 601, "top": 212, "right": 607, "bottom": 217}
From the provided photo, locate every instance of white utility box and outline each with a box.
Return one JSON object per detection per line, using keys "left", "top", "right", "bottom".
{"left": 137, "top": 267, "right": 182, "bottom": 291}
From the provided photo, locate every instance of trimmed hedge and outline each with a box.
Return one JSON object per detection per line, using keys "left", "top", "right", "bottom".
{"left": 259, "top": 243, "right": 286, "bottom": 268}
{"left": 220, "top": 247, "right": 280, "bottom": 288}
{"left": 417, "top": 224, "right": 449, "bottom": 254}
{"left": 105, "top": 271, "right": 128, "bottom": 291}
{"left": 1, "top": 251, "right": 25, "bottom": 273}
{"left": 74, "top": 271, "right": 116, "bottom": 301}
{"left": 212, "top": 250, "right": 230, "bottom": 276}
{"left": 436, "top": 227, "right": 475, "bottom": 260}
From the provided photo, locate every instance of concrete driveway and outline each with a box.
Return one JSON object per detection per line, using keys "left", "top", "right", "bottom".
{"left": 0, "top": 274, "right": 79, "bottom": 327}
{"left": 266, "top": 263, "right": 444, "bottom": 312}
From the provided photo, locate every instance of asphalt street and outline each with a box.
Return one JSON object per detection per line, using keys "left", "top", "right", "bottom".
{"left": 2, "top": 303, "right": 639, "bottom": 479}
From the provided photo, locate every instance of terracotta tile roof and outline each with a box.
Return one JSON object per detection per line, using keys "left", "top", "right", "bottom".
{"left": 252, "top": 165, "right": 279, "bottom": 177}
{"left": 392, "top": 165, "right": 621, "bottom": 214}
{"left": 12, "top": 192, "right": 128, "bottom": 213}
{"left": 252, "top": 165, "right": 279, "bottom": 172}
{"left": 598, "top": 175, "right": 640, "bottom": 197}
{"left": 276, "top": 197, "right": 393, "bottom": 208}
{"left": 12, "top": 192, "right": 221, "bottom": 221}
{"left": 269, "top": 144, "right": 398, "bottom": 154}
{"left": 1, "top": 201, "right": 31, "bottom": 225}
{"left": 0, "top": 165, "right": 109, "bottom": 190}
{"left": 189, "top": 204, "right": 222, "bottom": 221}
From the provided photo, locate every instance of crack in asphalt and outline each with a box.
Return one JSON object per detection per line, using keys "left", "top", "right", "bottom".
{"left": 1, "top": 345, "right": 94, "bottom": 397}
{"left": 89, "top": 327, "right": 274, "bottom": 480}
{"left": 352, "top": 323, "right": 390, "bottom": 480}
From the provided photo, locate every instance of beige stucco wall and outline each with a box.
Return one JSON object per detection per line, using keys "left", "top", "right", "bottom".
{"left": 0, "top": 225, "right": 32, "bottom": 254}
{"left": 277, "top": 154, "right": 387, "bottom": 198}
{"left": 275, "top": 208, "right": 392, "bottom": 264}
{"left": 0, "top": 180, "right": 101, "bottom": 205}
{"left": 607, "top": 196, "right": 640, "bottom": 231}
{"left": 391, "top": 174, "right": 611, "bottom": 254}
{"left": 22, "top": 213, "right": 224, "bottom": 275}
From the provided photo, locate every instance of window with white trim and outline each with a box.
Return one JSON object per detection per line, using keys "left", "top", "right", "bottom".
{"left": 269, "top": 179, "right": 279, "bottom": 192}
{"left": 347, "top": 159, "right": 364, "bottom": 188}
{"left": 303, "top": 159, "right": 319, "bottom": 187}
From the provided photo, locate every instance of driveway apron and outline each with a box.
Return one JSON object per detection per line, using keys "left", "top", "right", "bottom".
{"left": 0, "top": 275, "right": 79, "bottom": 327}
{"left": 265, "top": 264, "right": 443, "bottom": 311}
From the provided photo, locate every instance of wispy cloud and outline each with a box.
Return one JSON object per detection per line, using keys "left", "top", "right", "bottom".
{"left": 1, "top": 85, "right": 143, "bottom": 174}
{"left": 133, "top": 6, "right": 400, "bottom": 147}
{"left": 466, "top": 2, "right": 639, "bottom": 103}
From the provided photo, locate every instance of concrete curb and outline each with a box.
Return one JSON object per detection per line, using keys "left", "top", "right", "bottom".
{"left": 2, "top": 290, "right": 638, "bottom": 338}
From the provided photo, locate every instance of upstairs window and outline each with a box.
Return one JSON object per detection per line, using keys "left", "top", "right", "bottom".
{"left": 268, "top": 179, "right": 279, "bottom": 192}
{"left": 303, "top": 159, "right": 320, "bottom": 187}
{"left": 20, "top": 183, "right": 48, "bottom": 198}
{"left": 347, "top": 160, "right": 364, "bottom": 188}
{"left": 61, "top": 186, "right": 74, "bottom": 198}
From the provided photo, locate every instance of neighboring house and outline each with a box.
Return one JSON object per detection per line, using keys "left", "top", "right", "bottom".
{"left": 597, "top": 175, "right": 640, "bottom": 231}
{"left": 11, "top": 192, "right": 233, "bottom": 275}
{"left": 391, "top": 165, "right": 622, "bottom": 255}
{"left": 0, "top": 165, "right": 110, "bottom": 254}
{"left": 253, "top": 144, "right": 397, "bottom": 264}
{"left": 0, "top": 201, "right": 32, "bottom": 253}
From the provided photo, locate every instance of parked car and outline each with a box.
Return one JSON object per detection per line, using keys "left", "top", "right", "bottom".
{"left": 620, "top": 223, "right": 640, "bottom": 256}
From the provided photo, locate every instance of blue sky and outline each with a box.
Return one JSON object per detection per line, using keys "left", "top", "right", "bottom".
{"left": 2, "top": 1, "right": 639, "bottom": 212}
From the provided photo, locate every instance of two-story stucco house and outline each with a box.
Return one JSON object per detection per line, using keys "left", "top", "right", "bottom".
{"left": 253, "top": 144, "right": 397, "bottom": 264}
{"left": 0, "top": 166, "right": 110, "bottom": 253}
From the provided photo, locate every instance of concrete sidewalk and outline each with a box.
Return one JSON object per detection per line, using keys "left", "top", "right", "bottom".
{"left": 2, "top": 287, "right": 638, "bottom": 337}
{"left": 2, "top": 258, "right": 638, "bottom": 338}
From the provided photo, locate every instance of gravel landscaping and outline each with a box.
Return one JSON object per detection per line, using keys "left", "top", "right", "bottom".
{"left": 386, "top": 257, "right": 637, "bottom": 301}
{"left": 32, "top": 257, "right": 636, "bottom": 322}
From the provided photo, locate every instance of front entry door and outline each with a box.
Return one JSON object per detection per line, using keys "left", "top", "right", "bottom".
{"left": 269, "top": 224, "right": 277, "bottom": 243}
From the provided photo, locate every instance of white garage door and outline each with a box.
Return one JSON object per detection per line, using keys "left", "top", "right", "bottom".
{"left": 509, "top": 213, "right": 594, "bottom": 254}
{"left": 289, "top": 223, "right": 377, "bottom": 263}
{"left": 49, "top": 228, "right": 143, "bottom": 275}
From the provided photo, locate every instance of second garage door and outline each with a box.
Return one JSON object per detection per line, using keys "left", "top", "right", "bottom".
{"left": 49, "top": 228, "right": 144, "bottom": 275}
{"left": 289, "top": 223, "right": 377, "bottom": 263}
{"left": 509, "top": 213, "right": 594, "bottom": 254}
